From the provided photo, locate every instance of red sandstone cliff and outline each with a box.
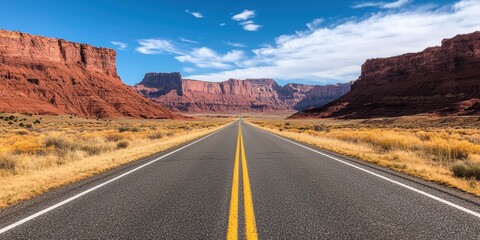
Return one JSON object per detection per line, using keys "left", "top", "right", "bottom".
{"left": 134, "top": 73, "right": 351, "bottom": 113}
{"left": 291, "top": 32, "right": 480, "bottom": 119}
{"left": 0, "top": 30, "right": 179, "bottom": 118}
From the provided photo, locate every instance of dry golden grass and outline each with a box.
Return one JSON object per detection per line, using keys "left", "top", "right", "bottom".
{"left": 0, "top": 114, "right": 232, "bottom": 208}
{"left": 247, "top": 116, "right": 480, "bottom": 197}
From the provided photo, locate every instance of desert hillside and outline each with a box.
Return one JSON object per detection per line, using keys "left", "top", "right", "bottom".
{"left": 292, "top": 32, "right": 480, "bottom": 119}
{"left": 0, "top": 30, "right": 179, "bottom": 119}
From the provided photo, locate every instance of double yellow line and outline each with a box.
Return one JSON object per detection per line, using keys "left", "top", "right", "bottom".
{"left": 227, "top": 123, "right": 258, "bottom": 240}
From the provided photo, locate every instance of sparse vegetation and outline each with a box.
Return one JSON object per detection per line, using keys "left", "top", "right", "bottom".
{"left": 118, "top": 126, "right": 141, "bottom": 133}
{"left": 0, "top": 154, "right": 17, "bottom": 171}
{"left": 248, "top": 116, "right": 480, "bottom": 196}
{"left": 116, "top": 140, "right": 129, "bottom": 149}
{"left": 452, "top": 161, "right": 480, "bottom": 180}
{"left": 0, "top": 114, "right": 231, "bottom": 208}
{"left": 147, "top": 131, "right": 164, "bottom": 140}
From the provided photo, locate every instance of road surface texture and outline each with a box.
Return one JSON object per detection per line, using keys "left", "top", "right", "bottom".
{"left": 1, "top": 120, "right": 479, "bottom": 239}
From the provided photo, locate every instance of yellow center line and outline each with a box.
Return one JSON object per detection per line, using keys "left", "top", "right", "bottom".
{"left": 227, "top": 122, "right": 258, "bottom": 240}
{"left": 227, "top": 123, "right": 241, "bottom": 240}
{"left": 240, "top": 124, "right": 258, "bottom": 240}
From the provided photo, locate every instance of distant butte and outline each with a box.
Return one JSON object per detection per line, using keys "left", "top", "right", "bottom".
{"left": 134, "top": 72, "right": 352, "bottom": 113}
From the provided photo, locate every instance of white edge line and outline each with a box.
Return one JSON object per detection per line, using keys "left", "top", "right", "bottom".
{"left": 0, "top": 122, "right": 234, "bottom": 234}
{"left": 249, "top": 123, "right": 480, "bottom": 219}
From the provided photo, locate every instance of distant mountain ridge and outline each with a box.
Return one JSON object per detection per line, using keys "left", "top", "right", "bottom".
{"left": 0, "top": 29, "right": 180, "bottom": 119}
{"left": 134, "top": 72, "right": 351, "bottom": 113}
{"left": 291, "top": 31, "right": 480, "bottom": 119}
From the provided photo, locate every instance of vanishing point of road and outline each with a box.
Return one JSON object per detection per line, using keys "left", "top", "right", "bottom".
{"left": 1, "top": 120, "right": 479, "bottom": 239}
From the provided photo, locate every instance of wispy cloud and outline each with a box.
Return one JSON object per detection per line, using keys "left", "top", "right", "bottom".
{"left": 183, "top": 67, "right": 196, "bottom": 73}
{"left": 135, "top": 38, "right": 246, "bottom": 69}
{"left": 135, "top": 39, "right": 182, "bottom": 55}
{"left": 185, "top": 0, "right": 480, "bottom": 83}
{"left": 185, "top": 9, "right": 203, "bottom": 18}
{"left": 352, "top": 0, "right": 409, "bottom": 9}
{"left": 219, "top": 23, "right": 226, "bottom": 27}
{"left": 232, "top": 9, "right": 262, "bottom": 31}
{"left": 232, "top": 9, "right": 255, "bottom": 21}
{"left": 306, "top": 18, "right": 324, "bottom": 31}
{"left": 175, "top": 47, "right": 245, "bottom": 69}
{"left": 110, "top": 41, "right": 127, "bottom": 50}
{"left": 180, "top": 38, "right": 199, "bottom": 44}
{"left": 241, "top": 21, "right": 262, "bottom": 31}
{"left": 223, "top": 41, "right": 247, "bottom": 48}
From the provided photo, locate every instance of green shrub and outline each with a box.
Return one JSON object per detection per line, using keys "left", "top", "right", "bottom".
{"left": 118, "top": 126, "right": 141, "bottom": 133}
{"left": 130, "top": 127, "right": 141, "bottom": 132}
{"left": 452, "top": 161, "right": 480, "bottom": 180}
{"left": 118, "top": 126, "right": 129, "bottom": 133}
{"left": 313, "top": 125, "right": 330, "bottom": 132}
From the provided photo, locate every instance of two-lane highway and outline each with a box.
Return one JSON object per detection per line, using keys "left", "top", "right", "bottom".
{"left": 1, "top": 120, "right": 479, "bottom": 239}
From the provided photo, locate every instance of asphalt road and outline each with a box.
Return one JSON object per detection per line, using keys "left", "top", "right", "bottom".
{"left": 0, "top": 120, "right": 479, "bottom": 239}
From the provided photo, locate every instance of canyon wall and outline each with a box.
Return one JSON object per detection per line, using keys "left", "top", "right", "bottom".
{"left": 0, "top": 30, "right": 179, "bottom": 118}
{"left": 292, "top": 32, "right": 480, "bottom": 119}
{"left": 134, "top": 73, "right": 351, "bottom": 112}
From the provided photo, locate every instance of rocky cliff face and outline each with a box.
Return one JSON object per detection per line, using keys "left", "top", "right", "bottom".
{"left": 135, "top": 72, "right": 183, "bottom": 98}
{"left": 0, "top": 30, "right": 179, "bottom": 118}
{"left": 292, "top": 32, "right": 480, "bottom": 119}
{"left": 134, "top": 73, "right": 351, "bottom": 112}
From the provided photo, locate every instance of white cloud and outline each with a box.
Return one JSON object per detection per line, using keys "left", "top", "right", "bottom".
{"left": 352, "top": 0, "right": 409, "bottom": 9}
{"left": 183, "top": 67, "right": 196, "bottom": 73}
{"left": 220, "top": 23, "right": 226, "bottom": 27}
{"left": 232, "top": 9, "right": 262, "bottom": 31}
{"left": 175, "top": 47, "right": 245, "bottom": 69}
{"left": 223, "top": 41, "right": 247, "bottom": 48}
{"left": 306, "top": 18, "right": 324, "bottom": 31}
{"left": 135, "top": 39, "right": 245, "bottom": 69}
{"left": 232, "top": 9, "right": 255, "bottom": 21}
{"left": 110, "top": 41, "right": 127, "bottom": 50}
{"left": 185, "top": 0, "right": 480, "bottom": 83}
{"left": 241, "top": 21, "right": 262, "bottom": 31}
{"left": 383, "top": 0, "right": 409, "bottom": 8}
{"left": 135, "top": 39, "right": 182, "bottom": 55}
{"left": 180, "top": 38, "right": 199, "bottom": 44}
{"left": 185, "top": 9, "right": 203, "bottom": 18}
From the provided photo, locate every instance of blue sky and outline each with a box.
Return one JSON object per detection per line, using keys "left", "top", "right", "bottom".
{"left": 1, "top": 0, "right": 479, "bottom": 85}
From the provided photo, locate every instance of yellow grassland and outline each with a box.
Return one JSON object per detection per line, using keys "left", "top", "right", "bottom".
{"left": 247, "top": 116, "right": 480, "bottom": 197}
{"left": 0, "top": 114, "right": 232, "bottom": 208}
